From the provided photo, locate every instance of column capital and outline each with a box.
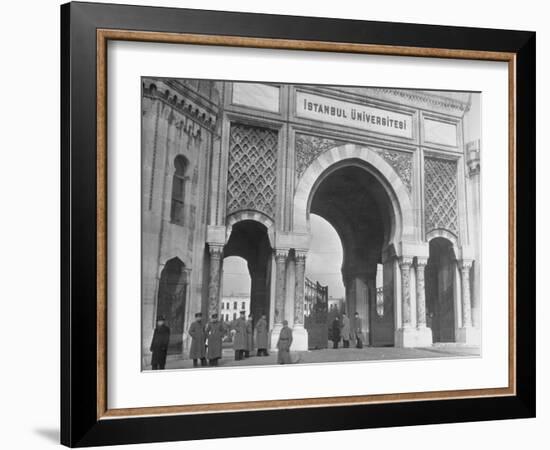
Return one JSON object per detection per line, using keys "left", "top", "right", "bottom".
{"left": 416, "top": 257, "right": 428, "bottom": 267}
{"left": 274, "top": 248, "right": 290, "bottom": 261}
{"left": 295, "top": 250, "right": 308, "bottom": 263}
{"left": 399, "top": 256, "right": 413, "bottom": 268}
{"left": 208, "top": 243, "right": 224, "bottom": 258}
{"left": 459, "top": 259, "right": 474, "bottom": 271}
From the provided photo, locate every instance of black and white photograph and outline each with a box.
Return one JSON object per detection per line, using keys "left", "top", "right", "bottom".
{"left": 141, "top": 79, "right": 482, "bottom": 371}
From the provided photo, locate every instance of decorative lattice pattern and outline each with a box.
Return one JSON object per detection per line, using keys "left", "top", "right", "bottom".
{"left": 227, "top": 124, "right": 278, "bottom": 218}
{"left": 424, "top": 157, "right": 458, "bottom": 234}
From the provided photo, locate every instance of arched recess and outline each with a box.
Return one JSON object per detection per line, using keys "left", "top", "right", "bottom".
{"left": 293, "top": 144, "right": 415, "bottom": 249}
{"left": 226, "top": 210, "right": 275, "bottom": 249}
{"left": 156, "top": 257, "right": 188, "bottom": 354}
{"left": 425, "top": 236, "right": 457, "bottom": 342}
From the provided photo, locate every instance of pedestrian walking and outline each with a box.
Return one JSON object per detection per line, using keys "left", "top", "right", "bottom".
{"left": 231, "top": 310, "right": 247, "bottom": 360}
{"left": 150, "top": 315, "right": 170, "bottom": 370}
{"left": 245, "top": 314, "right": 254, "bottom": 358}
{"left": 255, "top": 314, "right": 269, "bottom": 356}
{"left": 188, "top": 312, "right": 207, "bottom": 367}
{"left": 331, "top": 316, "right": 341, "bottom": 349}
{"left": 354, "top": 312, "right": 363, "bottom": 348}
{"left": 277, "top": 320, "right": 293, "bottom": 364}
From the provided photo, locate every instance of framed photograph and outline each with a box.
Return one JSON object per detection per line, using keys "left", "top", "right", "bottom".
{"left": 61, "top": 1, "right": 535, "bottom": 447}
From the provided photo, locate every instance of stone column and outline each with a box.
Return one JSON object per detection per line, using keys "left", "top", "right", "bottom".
{"left": 292, "top": 250, "right": 308, "bottom": 350}
{"left": 271, "top": 248, "right": 289, "bottom": 350}
{"left": 294, "top": 251, "right": 306, "bottom": 325}
{"left": 274, "top": 248, "right": 289, "bottom": 325}
{"left": 400, "top": 257, "right": 413, "bottom": 328}
{"left": 207, "top": 243, "right": 224, "bottom": 318}
{"left": 460, "top": 260, "right": 473, "bottom": 329}
{"left": 416, "top": 258, "right": 428, "bottom": 328}
{"left": 456, "top": 259, "right": 479, "bottom": 345}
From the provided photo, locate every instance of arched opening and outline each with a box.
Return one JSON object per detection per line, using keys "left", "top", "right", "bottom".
{"left": 223, "top": 220, "right": 272, "bottom": 326}
{"left": 425, "top": 237, "right": 457, "bottom": 342}
{"left": 308, "top": 162, "right": 396, "bottom": 347}
{"left": 156, "top": 257, "right": 187, "bottom": 354}
{"left": 221, "top": 256, "right": 251, "bottom": 322}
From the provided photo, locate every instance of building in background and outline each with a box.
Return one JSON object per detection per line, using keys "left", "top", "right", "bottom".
{"left": 220, "top": 294, "right": 250, "bottom": 322}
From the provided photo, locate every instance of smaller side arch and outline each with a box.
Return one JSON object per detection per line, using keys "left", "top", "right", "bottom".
{"left": 226, "top": 210, "right": 275, "bottom": 248}
{"left": 426, "top": 229, "right": 459, "bottom": 258}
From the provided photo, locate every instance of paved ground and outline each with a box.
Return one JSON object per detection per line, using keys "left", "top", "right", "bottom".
{"left": 147, "top": 344, "right": 480, "bottom": 371}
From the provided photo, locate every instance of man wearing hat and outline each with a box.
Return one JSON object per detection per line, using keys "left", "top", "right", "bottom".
{"left": 206, "top": 313, "right": 225, "bottom": 366}
{"left": 231, "top": 310, "right": 247, "bottom": 361}
{"left": 277, "top": 320, "right": 293, "bottom": 364}
{"left": 244, "top": 313, "right": 254, "bottom": 358}
{"left": 255, "top": 313, "right": 269, "bottom": 356}
{"left": 149, "top": 315, "right": 170, "bottom": 370}
{"left": 188, "top": 312, "right": 207, "bottom": 367}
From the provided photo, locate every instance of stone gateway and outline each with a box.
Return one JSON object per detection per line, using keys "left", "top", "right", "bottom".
{"left": 141, "top": 79, "right": 481, "bottom": 367}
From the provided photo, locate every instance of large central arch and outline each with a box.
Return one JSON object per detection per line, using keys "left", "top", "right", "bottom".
{"left": 293, "top": 144, "right": 417, "bottom": 346}
{"left": 293, "top": 143, "right": 415, "bottom": 248}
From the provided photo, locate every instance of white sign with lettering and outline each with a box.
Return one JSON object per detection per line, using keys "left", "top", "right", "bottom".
{"left": 296, "top": 91, "right": 413, "bottom": 138}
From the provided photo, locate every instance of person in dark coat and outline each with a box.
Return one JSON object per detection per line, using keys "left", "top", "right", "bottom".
{"left": 255, "top": 314, "right": 269, "bottom": 356}
{"left": 188, "top": 312, "right": 207, "bottom": 367}
{"left": 341, "top": 313, "right": 351, "bottom": 348}
{"left": 354, "top": 312, "right": 363, "bottom": 348}
{"left": 231, "top": 311, "right": 247, "bottom": 360}
{"left": 150, "top": 316, "right": 170, "bottom": 370}
{"left": 244, "top": 314, "right": 254, "bottom": 358}
{"left": 277, "top": 320, "right": 293, "bottom": 364}
{"left": 206, "top": 313, "right": 225, "bottom": 366}
{"left": 331, "top": 316, "right": 341, "bottom": 349}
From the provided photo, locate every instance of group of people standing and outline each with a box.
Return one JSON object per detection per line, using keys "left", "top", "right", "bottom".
{"left": 330, "top": 312, "right": 363, "bottom": 349}
{"left": 150, "top": 311, "right": 273, "bottom": 370}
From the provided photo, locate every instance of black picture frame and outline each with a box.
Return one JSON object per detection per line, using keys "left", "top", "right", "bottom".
{"left": 61, "top": 1, "right": 535, "bottom": 447}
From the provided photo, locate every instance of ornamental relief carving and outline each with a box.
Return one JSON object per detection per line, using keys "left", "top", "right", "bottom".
{"left": 294, "top": 133, "right": 412, "bottom": 192}
{"left": 295, "top": 134, "right": 343, "bottom": 178}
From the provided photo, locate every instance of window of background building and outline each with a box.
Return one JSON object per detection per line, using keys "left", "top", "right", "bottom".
{"left": 233, "top": 301, "right": 237, "bottom": 309}
{"left": 241, "top": 301, "right": 245, "bottom": 309}
{"left": 233, "top": 313, "right": 236, "bottom": 320}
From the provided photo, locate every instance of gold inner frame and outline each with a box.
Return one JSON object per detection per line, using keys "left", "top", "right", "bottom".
{"left": 96, "top": 29, "right": 517, "bottom": 420}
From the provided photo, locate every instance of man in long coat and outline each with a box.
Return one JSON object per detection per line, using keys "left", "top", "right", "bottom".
{"left": 231, "top": 310, "right": 247, "bottom": 361}
{"left": 277, "top": 320, "right": 293, "bottom": 364}
{"left": 354, "top": 312, "right": 363, "bottom": 348}
{"left": 331, "top": 316, "right": 341, "bottom": 349}
{"left": 150, "top": 315, "right": 170, "bottom": 370}
{"left": 206, "top": 313, "right": 225, "bottom": 366}
{"left": 244, "top": 314, "right": 254, "bottom": 358}
{"left": 341, "top": 313, "right": 351, "bottom": 348}
{"left": 255, "top": 314, "right": 269, "bottom": 356}
{"left": 188, "top": 312, "right": 207, "bottom": 367}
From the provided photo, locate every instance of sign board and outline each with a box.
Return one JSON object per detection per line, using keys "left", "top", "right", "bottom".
{"left": 296, "top": 91, "right": 413, "bottom": 138}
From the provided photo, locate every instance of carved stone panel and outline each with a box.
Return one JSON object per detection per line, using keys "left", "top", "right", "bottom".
{"left": 295, "top": 133, "right": 343, "bottom": 178}
{"left": 227, "top": 123, "right": 278, "bottom": 219}
{"left": 374, "top": 149, "right": 412, "bottom": 192}
{"left": 424, "top": 157, "right": 458, "bottom": 235}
